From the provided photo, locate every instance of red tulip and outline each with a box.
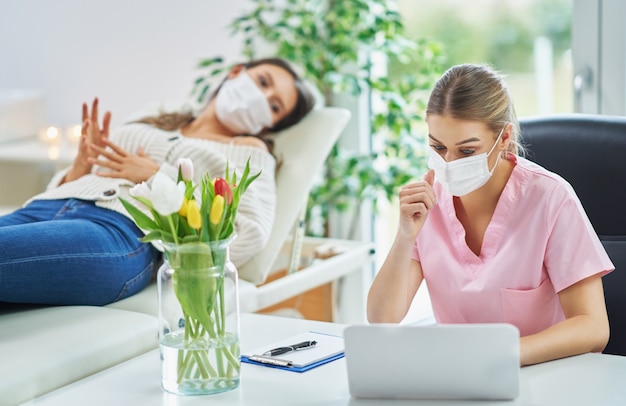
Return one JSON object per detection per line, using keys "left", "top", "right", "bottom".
{"left": 213, "top": 178, "right": 233, "bottom": 204}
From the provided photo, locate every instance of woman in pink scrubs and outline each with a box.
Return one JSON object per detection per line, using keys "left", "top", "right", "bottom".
{"left": 367, "top": 63, "right": 614, "bottom": 366}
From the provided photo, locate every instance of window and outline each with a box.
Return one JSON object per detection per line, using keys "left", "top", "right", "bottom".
{"left": 374, "top": 0, "right": 574, "bottom": 323}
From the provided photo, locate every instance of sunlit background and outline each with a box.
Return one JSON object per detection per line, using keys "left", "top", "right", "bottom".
{"left": 377, "top": 0, "right": 573, "bottom": 322}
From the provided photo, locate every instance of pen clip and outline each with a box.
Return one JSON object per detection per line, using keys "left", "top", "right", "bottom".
{"left": 248, "top": 355, "right": 293, "bottom": 367}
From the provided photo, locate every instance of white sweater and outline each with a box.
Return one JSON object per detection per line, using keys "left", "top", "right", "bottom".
{"left": 28, "top": 123, "right": 277, "bottom": 278}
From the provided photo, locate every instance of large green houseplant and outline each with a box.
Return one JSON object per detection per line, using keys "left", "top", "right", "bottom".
{"left": 193, "top": 0, "right": 444, "bottom": 238}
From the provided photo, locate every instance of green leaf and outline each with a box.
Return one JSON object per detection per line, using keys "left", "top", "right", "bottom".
{"left": 119, "top": 198, "right": 158, "bottom": 231}
{"left": 139, "top": 230, "right": 168, "bottom": 243}
{"left": 197, "top": 56, "right": 224, "bottom": 68}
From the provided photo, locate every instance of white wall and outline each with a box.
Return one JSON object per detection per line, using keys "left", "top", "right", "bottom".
{"left": 0, "top": 0, "right": 252, "bottom": 129}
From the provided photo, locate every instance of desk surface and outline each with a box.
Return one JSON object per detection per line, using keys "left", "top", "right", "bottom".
{"left": 22, "top": 313, "right": 626, "bottom": 406}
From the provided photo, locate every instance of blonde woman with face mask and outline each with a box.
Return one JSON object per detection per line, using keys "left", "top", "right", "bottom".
{"left": 0, "top": 58, "right": 314, "bottom": 307}
{"left": 367, "top": 64, "right": 613, "bottom": 367}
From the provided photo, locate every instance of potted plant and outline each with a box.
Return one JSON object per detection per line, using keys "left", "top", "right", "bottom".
{"left": 193, "top": 0, "right": 444, "bottom": 238}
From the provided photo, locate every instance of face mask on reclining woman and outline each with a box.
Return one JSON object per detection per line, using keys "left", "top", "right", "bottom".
{"left": 215, "top": 71, "right": 273, "bottom": 135}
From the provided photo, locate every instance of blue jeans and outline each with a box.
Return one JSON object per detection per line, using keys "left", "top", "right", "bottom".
{"left": 0, "top": 199, "right": 160, "bottom": 306}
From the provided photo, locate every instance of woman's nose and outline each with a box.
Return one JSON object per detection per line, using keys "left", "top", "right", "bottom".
{"left": 262, "top": 87, "right": 275, "bottom": 99}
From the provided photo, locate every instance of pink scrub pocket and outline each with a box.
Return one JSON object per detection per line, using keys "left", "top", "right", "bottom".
{"left": 500, "top": 277, "right": 564, "bottom": 337}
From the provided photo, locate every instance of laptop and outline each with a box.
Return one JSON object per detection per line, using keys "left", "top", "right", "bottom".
{"left": 343, "top": 323, "right": 520, "bottom": 401}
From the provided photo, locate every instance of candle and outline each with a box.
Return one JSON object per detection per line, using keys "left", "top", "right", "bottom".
{"left": 38, "top": 126, "right": 62, "bottom": 144}
{"left": 65, "top": 124, "right": 82, "bottom": 144}
{"left": 47, "top": 145, "right": 61, "bottom": 160}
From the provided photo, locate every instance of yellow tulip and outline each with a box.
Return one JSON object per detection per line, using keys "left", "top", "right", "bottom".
{"left": 186, "top": 200, "right": 202, "bottom": 230}
{"left": 210, "top": 195, "right": 225, "bottom": 225}
{"left": 178, "top": 197, "right": 189, "bottom": 217}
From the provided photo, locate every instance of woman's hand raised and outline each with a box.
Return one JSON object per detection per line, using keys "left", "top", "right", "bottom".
{"left": 89, "top": 139, "right": 160, "bottom": 184}
{"left": 62, "top": 98, "right": 111, "bottom": 184}
{"left": 397, "top": 169, "right": 437, "bottom": 239}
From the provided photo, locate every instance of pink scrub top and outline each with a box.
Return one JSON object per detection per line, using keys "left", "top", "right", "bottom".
{"left": 412, "top": 155, "right": 614, "bottom": 337}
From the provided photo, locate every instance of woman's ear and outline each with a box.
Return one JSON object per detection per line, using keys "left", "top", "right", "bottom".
{"left": 226, "top": 64, "right": 245, "bottom": 79}
{"left": 500, "top": 122, "right": 513, "bottom": 151}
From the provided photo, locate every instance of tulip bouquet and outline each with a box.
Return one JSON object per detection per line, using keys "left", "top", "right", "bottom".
{"left": 121, "top": 157, "right": 259, "bottom": 245}
{"left": 120, "top": 157, "right": 260, "bottom": 395}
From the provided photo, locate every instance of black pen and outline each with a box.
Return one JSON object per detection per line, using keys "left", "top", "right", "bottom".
{"left": 262, "top": 340, "right": 317, "bottom": 356}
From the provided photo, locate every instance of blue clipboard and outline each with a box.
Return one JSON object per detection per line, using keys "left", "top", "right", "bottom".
{"left": 241, "top": 352, "right": 345, "bottom": 373}
{"left": 240, "top": 331, "right": 344, "bottom": 373}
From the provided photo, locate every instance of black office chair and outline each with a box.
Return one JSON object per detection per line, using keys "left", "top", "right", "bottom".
{"left": 519, "top": 113, "right": 626, "bottom": 356}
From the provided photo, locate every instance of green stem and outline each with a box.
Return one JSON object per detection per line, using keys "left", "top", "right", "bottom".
{"left": 221, "top": 344, "right": 241, "bottom": 371}
{"left": 178, "top": 350, "right": 193, "bottom": 384}
{"left": 167, "top": 216, "right": 179, "bottom": 244}
{"left": 168, "top": 241, "right": 241, "bottom": 387}
{"left": 191, "top": 350, "right": 212, "bottom": 378}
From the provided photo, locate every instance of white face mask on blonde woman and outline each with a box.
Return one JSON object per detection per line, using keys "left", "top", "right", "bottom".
{"left": 215, "top": 71, "right": 273, "bottom": 135}
{"left": 428, "top": 125, "right": 505, "bottom": 196}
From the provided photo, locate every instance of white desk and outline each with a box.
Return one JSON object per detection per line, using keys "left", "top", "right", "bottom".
{"left": 21, "top": 314, "right": 626, "bottom": 406}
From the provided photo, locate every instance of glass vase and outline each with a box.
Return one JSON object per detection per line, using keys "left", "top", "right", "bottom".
{"left": 157, "top": 236, "right": 240, "bottom": 396}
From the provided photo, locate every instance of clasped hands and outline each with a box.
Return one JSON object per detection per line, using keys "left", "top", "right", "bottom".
{"left": 64, "top": 98, "right": 159, "bottom": 184}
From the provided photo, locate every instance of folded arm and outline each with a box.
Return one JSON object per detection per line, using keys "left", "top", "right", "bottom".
{"left": 520, "top": 274, "right": 609, "bottom": 366}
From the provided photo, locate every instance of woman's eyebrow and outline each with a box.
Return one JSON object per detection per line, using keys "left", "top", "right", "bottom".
{"left": 428, "top": 134, "right": 441, "bottom": 143}
{"left": 428, "top": 134, "right": 481, "bottom": 145}
{"left": 456, "top": 137, "right": 481, "bottom": 145}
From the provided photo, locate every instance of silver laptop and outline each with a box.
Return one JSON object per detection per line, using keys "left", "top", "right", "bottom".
{"left": 344, "top": 323, "right": 520, "bottom": 400}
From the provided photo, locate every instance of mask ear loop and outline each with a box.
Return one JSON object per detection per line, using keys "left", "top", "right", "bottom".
{"left": 487, "top": 124, "right": 507, "bottom": 173}
{"left": 488, "top": 125, "right": 506, "bottom": 156}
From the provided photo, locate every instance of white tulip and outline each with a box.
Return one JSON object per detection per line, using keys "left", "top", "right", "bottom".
{"left": 176, "top": 157, "right": 194, "bottom": 182}
{"left": 150, "top": 172, "right": 185, "bottom": 216}
{"left": 129, "top": 182, "right": 151, "bottom": 200}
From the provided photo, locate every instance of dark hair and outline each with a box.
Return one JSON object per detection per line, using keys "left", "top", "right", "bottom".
{"left": 135, "top": 58, "right": 315, "bottom": 157}
{"left": 426, "top": 63, "right": 523, "bottom": 155}
{"left": 237, "top": 57, "right": 315, "bottom": 132}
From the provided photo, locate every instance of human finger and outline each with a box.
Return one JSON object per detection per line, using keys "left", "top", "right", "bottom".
{"left": 92, "top": 97, "right": 99, "bottom": 125}
{"left": 82, "top": 119, "right": 90, "bottom": 137}
{"left": 102, "top": 111, "right": 111, "bottom": 138}
{"left": 102, "top": 138, "right": 129, "bottom": 157}
{"left": 83, "top": 119, "right": 96, "bottom": 141}
{"left": 412, "top": 201, "right": 431, "bottom": 216}
{"left": 424, "top": 169, "right": 435, "bottom": 186}
{"left": 399, "top": 183, "right": 436, "bottom": 212}
{"left": 399, "top": 181, "right": 434, "bottom": 201}
{"left": 400, "top": 193, "right": 433, "bottom": 217}
{"left": 89, "top": 144, "right": 122, "bottom": 164}
{"left": 81, "top": 103, "right": 88, "bottom": 132}
{"left": 93, "top": 171, "right": 120, "bottom": 179}
{"left": 90, "top": 157, "right": 121, "bottom": 172}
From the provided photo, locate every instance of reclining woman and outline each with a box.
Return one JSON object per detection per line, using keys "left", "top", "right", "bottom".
{"left": 0, "top": 57, "right": 315, "bottom": 306}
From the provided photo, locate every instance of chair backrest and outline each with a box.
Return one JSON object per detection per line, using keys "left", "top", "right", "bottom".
{"left": 238, "top": 107, "right": 351, "bottom": 284}
{"left": 519, "top": 113, "right": 626, "bottom": 355}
